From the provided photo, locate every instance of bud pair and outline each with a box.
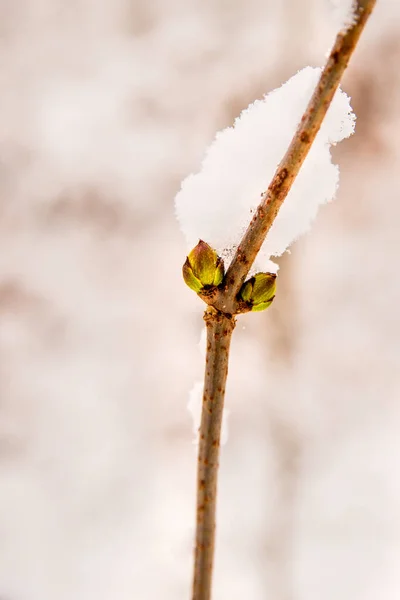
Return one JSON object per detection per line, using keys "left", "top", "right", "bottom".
{"left": 182, "top": 240, "right": 224, "bottom": 293}
{"left": 182, "top": 240, "right": 276, "bottom": 312}
{"left": 239, "top": 272, "right": 276, "bottom": 311}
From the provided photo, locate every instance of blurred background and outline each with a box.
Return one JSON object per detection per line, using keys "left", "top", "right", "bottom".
{"left": 0, "top": 1, "right": 399, "bottom": 599}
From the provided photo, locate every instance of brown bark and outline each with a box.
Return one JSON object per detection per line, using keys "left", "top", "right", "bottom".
{"left": 191, "top": 3, "right": 376, "bottom": 599}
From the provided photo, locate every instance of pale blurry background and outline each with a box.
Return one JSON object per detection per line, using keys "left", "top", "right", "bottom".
{"left": 0, "top": 1, "right": 399, "bottom": 599}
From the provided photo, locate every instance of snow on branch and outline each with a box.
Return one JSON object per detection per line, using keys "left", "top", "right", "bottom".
{"left": 175, "top": 67, "right": 355, "bottom": 274}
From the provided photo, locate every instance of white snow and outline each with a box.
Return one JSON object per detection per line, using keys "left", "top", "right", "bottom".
{"left": 330, "top": 0, "right": 357, "bottom": 31}
{"left": 175, "top": 66, "right": 355, "bottom": 273}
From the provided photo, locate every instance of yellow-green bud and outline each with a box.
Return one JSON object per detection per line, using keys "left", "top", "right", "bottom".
{"left": 182, "top": 240, "right": 224, "bottom": 293}
{"left": 239, "top": 272, "right": 276, "bottom": 311}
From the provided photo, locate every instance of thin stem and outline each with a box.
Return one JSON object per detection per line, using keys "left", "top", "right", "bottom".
{"left": 212, "top": 0, "right": 376, "bottom": 314}
{"left": 191, "top": 2, "right": 376, "bottom": 599}
{"left": 192, "top": 307, "right": 236, "bottom": 600}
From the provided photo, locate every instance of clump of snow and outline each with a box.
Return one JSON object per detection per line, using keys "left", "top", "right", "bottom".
{"left": 330, "top": 0, "right": 357, "bottom": 31}
{"left": 187, "top": 379, "right": 229, "bottom": 446}
{"left": 175, "top": 67, "right": 355, "bottom": 273}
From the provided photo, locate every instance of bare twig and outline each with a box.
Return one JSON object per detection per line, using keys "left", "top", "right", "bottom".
{"left": 192, "top": 307, "right": 235, "bottom": 600}
{"left": 192, "top": 2, "right": 376, "bottom": 599}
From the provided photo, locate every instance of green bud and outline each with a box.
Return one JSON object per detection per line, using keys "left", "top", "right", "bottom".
{"left": 182, "top": 240, "right": 224, "bottom": 293}
{"left": 182, "top": 258, "right": 203, "bottom": 293}
{"left": 239, "top": 272, "right": 276, "bottom": 311}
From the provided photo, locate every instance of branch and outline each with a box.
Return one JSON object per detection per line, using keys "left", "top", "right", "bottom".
{"left": 191, "top": 2, "right": 376, "bottom": 599}
{"left": 210, "top": 0, "right": 376, "bottom": 315}
{"left": 192, "top": 308, "right": 235, "bottom": 600}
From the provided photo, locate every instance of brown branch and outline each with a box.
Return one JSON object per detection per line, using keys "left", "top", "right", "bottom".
{"left": 210, "top": 0, "right": 376, "bottom": 315}
{"left": 192, "top": 307, "right": 236, "bottom": 600}
{"left": 191, "top": 2, "right": 376, "bottom": 599}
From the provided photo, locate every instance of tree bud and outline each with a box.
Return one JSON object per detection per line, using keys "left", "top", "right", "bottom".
{"left": 182, "top": 240, "right": 224, "bottom": 293}
{"left": 239, "top": 272, "right": 276, "bottom": 311}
